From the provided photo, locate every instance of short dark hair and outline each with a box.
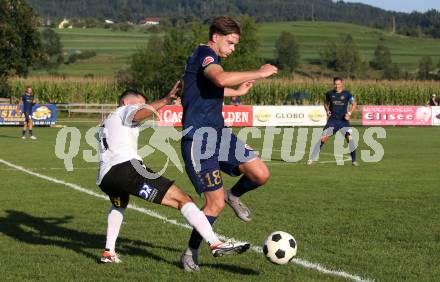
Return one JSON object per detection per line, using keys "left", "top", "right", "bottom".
{"left": 333, "top": 77, "right": 343, "bottom": 83}
{"left": 209, "top": 16, "right": 241, "bottom": 40}
{"left": 118, "top": 89, "right": 147, "bottom": 106}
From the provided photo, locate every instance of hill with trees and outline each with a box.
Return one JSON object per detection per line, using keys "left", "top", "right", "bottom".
{"left": 27, "top": 0, "right": 440, "bottom": 38}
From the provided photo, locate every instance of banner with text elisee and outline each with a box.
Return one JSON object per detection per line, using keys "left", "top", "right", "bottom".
{"left": 432, "top": 106, "right": 440, "bottom": 126}
{"left": 0, "top": 104, "right": 57, "bottom": 125}
{"left": 362, "top": 106, "right": 432, "bottom": 126}
{"left": 252, "top": 106, "right": 327, "bottom": 126}
{"left": 156, "top": 105, "right": 253, "bottom": 127}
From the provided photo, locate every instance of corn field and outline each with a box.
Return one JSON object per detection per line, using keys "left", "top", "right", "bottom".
{"left": 9, "top": 76, "right": 439, "bottom": 105}
{"left": 245, "top": 78, "right": 440, "bottom": 105}
{"left": 9, "top": 76, "right": 121, "bottom": 103}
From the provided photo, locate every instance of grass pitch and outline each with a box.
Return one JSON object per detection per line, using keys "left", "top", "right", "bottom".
{"left": 0, "top": 123, "right": 439, "bottom": 281}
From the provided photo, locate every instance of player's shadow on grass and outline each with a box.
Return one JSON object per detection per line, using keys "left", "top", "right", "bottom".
{"left": 0, "top": 134, "right": 21, "bottom": 139}
{"left": 0, "top": 210, "right": 258, "bottom": 275}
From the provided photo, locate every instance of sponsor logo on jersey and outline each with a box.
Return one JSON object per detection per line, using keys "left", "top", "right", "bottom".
{"left": 202, "top": 56, "right": 214, "bottom": 67}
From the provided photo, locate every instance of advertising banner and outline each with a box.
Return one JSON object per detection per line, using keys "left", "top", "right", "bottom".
{"left": 156, "top": 105, "right": 253, "bottom": 127}
{"left": 0, "top": 104, "right": 57, "bottom": 125}
{"left": 252, "top": 106, "right": 327, "bottom": 126}
{"left": 362, "top": 106, "right": 432, "bottom": 126}
{"left": 432, "top": 106, "right": 440, "bottom": 126}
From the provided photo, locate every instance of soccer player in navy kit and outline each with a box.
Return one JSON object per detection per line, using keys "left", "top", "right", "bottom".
{"left": 308, "top": 77, "right": 358, "bottom": 166}
{"left": 17, "top": 86, "right": 37, "bottom": 140}
{"left": 180, "top": 16, "right": 278, "bottom": 271}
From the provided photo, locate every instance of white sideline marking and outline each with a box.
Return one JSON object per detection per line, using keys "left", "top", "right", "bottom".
{"left": 0, "top": 158, "right": 373, "bottom": 282}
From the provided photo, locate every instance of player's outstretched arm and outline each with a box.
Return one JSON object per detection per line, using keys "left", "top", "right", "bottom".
{"left": 324, "top": 101, "right": 331, "bottom": 117}
{"left": 204, "top": 64, "right": 277, "bottom": 88}
{"left": 345, "top": 100, "right": 357, "bottom": 120}
{"left": 224, "top": 80, "right": 255, "bottom": 97}
{"left": 15, "top": 98, "right": 22, "bottom": 113}
{"left": 350, "top": 100, "right": 357, "bottom": 114}
{"left": 133, "top": 80, "right": 180, "bottom": 122}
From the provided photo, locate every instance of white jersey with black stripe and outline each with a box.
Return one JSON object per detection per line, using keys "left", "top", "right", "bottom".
{"left": 96, "top": 105, "right": 142, "bottom": 185}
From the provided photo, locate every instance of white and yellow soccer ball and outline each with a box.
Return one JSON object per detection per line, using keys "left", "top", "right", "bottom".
{"left": 263, "top": 231, "right": 297, "bottom": 264}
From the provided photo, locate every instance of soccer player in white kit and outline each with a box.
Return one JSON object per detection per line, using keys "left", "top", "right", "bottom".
{"left": 97, "top": 81, "right": 249, "bottom": 265}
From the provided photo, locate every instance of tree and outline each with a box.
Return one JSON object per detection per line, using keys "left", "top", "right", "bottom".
{"left": 126, "top": 27, "right": 198, "bottom": 97}
{"left": 336, "top": 35, "right": 363, "bottom": 77}
{"left": 383, "top": 63, "right": 401, "bottom": 80}
{"left": 39, "top": 28, "right": 63, "bottom": 68}
{"left": 117, "top": 8, "right": 132, "bottom": 23}
{"left": 370, "top": 43, "right": 392, "bottom": 70}
{"left": 187, "top": 21, "right": 207, "bottom": 47}
{"left": 127, "top": 34, "right": 165, "bottom": 93}
{"left": 320, "top": 34, "right": 364, "bottom": 78}
{"left": 437, "top": 58, "right": 440, "bottom": 80}
{"left": 418, "top": 56, "right": 433, "bottom": 80}
{"left": 159, "top": 28, "right": 194, "bottom": 88}
{"left": 0, "top": 0, "right": 44, "bottom": 97}
{"left": 320, "top": 41, "right": 338, "bottom": 69}
{"left": 274, "top": 31, "right": 300, "bottom": 72}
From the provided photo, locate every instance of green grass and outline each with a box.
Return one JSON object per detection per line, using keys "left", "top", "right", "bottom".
{"left": 45, "top": 28, "right": 152, "bottom": 77}
{"left": 33, "top": 21, "right": 440, "bottom": 77}
{"left": 258, "top": 21, "right": 440, "bottom": 67}
{"left": 1, "top": 123, "right": 439, "bottom": 281}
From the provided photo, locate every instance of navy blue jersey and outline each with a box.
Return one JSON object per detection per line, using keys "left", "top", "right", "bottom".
{"left": 325, "top": 90, "right": 354, "bottom": 121}
{"left": 182, "top": 45, "right": 224, "bottom": 139}
{"left": 21, "top": 94, "right": 35, "bottom": 113}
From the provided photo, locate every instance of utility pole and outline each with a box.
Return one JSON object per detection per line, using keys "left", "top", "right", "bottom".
{"left": 392, "top": 16, "right": 396, "bottom": 33}
{"left": 312, "top": 3, "right": 315, "bottom": 22}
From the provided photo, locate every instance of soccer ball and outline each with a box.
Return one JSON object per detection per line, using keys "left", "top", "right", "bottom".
{"left": 263, "top": 231, "right": 297, "bottom": 264}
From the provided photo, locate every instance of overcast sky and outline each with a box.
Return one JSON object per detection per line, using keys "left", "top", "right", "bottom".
{"left": 343, "top": 0, "right": 440, "bottom": 13}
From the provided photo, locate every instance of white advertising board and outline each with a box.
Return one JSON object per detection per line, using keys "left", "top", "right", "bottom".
{"left": 252, "top": 106, "right": 327, "bottom": 126}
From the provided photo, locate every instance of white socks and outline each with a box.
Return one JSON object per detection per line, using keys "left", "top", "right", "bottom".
{"left": 181, "top": 202, "right": 221, "bottom": 246}
{"left": 105, "top": 205, "right": 125, "bottom": 253}
{"left": 105, "top": 202, "right": 220, "bottom": 252}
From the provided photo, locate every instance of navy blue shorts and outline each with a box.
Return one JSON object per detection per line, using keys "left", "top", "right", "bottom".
{"left": 24, "top": 112, "right": 32, "bottom": 122}
{"left": 181, "top": 128, "right": 257, "bottom": 194}
{"left": 323, "top": 119, "right": 352, "bottom": 137}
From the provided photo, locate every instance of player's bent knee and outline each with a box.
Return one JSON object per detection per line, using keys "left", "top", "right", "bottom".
{"left": 204, "top": 199, "right": 225, "bottom": 215}
{"left": 254, "top": 168, "right": 270, "bottom": 185}
{"left": 175, "top": 193, "right": 193, "bottom": 209}
{"left": 248, "top": 163, "right": 270, "bottom": 185}
{"left": 163, "top": 185, "right": 193, "bottom": 209}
